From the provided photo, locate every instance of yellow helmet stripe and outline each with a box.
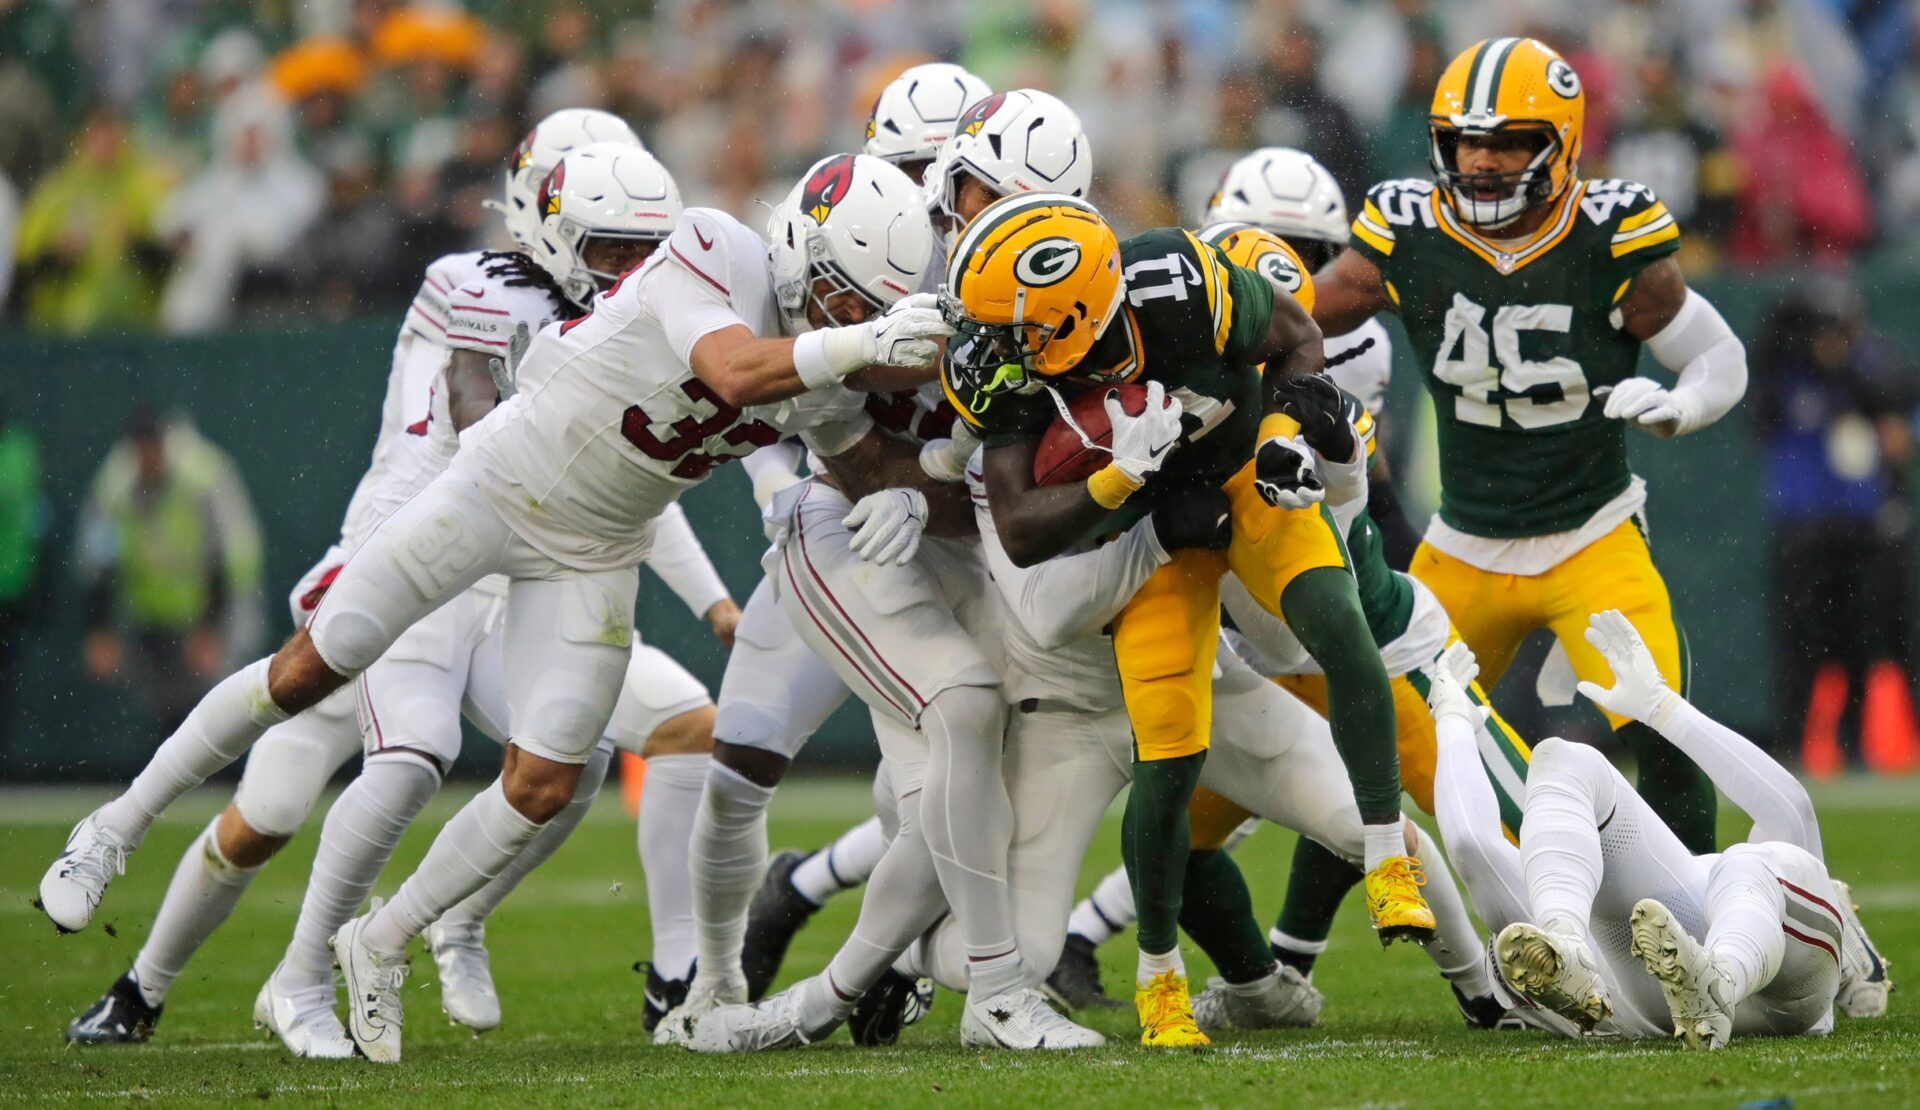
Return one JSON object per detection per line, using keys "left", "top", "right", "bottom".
{"left": 1467, "top": 36, "right": 1521, "bottom": 117}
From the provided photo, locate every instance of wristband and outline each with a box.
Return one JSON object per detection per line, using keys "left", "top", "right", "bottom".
{"left": 1258, "top": 412, "right": 1301, "bottom": 444}
{"left": 793, "top": 326, "right": 870, "bottom": 391}
{"left": 1087, "top": 463, "right": 1145, "bottom": 510}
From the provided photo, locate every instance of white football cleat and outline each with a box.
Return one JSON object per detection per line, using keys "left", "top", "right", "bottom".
{"left": 1191, "top": 964, "right": 1323, "bottom": 1031}
{"left": 653, "top": 972, "right": 747, "bottom": 1047}
{"left": 1831, "top": 880, "right": 1892, "bottom": 1019}
{"left": 960, "top": 986, "right": 1105, "bottom": 1050}
{"left": 330, "top": 900, "right": 410, "bottom": 1064}
{"left": 426, "top": 919, "right": 500, "bottom": 1033}
{"left": 39, "top": 812, "right": 130, "bottom": 933}
{"left": 254, "top": 966, "right": 354, "bottom": 1060}
{"left": 1495, "top": 922, "right": 1613, "bottom": 1032}
{"left": 1629, "top": 898, "right": 1733, "bottom": 1050}
{"left": 686, "top": 987, "right": 841, "bottom": 1054}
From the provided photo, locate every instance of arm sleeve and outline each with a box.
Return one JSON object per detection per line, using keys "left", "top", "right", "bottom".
{"left": 1644, "top": 287, "right": 1747, "bottom": 435}
{"left": 1651, "top": 698, "right": 1821, "bottom": 857}
{"left": 643, "top": 501, "right": 731, "bottom": 619}
{"left": 976, "top": 501, "right": 1169, "bottom": 651}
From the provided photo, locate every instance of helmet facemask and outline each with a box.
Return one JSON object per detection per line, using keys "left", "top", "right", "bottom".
{"left": 1429, "top": 121, "right": 1561, "bottom": 229}
{"left": 560, "top": 228, "right": 668, "bottom": 306}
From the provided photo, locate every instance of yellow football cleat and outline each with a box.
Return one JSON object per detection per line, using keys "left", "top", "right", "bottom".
{"left": 1365, "top": 856, "right": 1437, "bottom": 945}
{"left": 1135, "top": 970, "right": 1211, "bottom": 1048}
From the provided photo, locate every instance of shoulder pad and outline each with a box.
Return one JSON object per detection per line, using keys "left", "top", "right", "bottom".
{"left": 662, "top": 208, "right": 759, "bottom": 298}
{"left": 1577, "top": 179, "right": 1680, "bottom": 261}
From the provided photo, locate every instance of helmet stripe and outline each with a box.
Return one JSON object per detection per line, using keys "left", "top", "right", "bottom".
{"left": 947, "top": 191, "right": 1096, "bottom": 289}
{"left": 1470, "top": 37, "right": 1520, "bottom": 116}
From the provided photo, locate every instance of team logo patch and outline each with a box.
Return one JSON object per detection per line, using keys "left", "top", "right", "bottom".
{"left": 511, "top": 128, "right": 536, "bottom": 172}
{"left": 1014, "top": 236, "right": 1082, "bottom": 287}
{"left": 957, "top": 92, "right": 1007, "bottom": 138}
{"left": 802, "top": 154, "right": 857, "bottom": 224}
{"left": 1546, "top": 59, "right": 1581, "bottom": 99}
{"left": 539, "top": 162, "right": 566, "bottom": 217}
{"left": 1258, "top": 250, "right": 1302, "bottom": 292}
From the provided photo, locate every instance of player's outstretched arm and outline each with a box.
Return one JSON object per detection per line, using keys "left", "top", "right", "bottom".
{"left": 1575, "top": 610, "right": 1820, "bottom": 855}
{"left": 1604, "top": 259, "right": 1748, "bottom": 439}
{"left": 1309, "top": 248, "right": 1393, "bottom": 338}
{"left": 688, "top": 295, "right": 952, "bottom": 408}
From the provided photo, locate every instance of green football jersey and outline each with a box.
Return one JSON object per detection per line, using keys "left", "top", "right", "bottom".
{"left": 1349, "top": 176, "right": 1682, "bottom": 538}
{"left": 1340, "top": 390, "right": 1416, "bottom": 646}
{"left": 945, "top": 226, "right": 1275, "bottom": 525}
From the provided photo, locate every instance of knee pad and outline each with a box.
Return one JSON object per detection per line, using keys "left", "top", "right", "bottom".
{"left": 309, "top": 608, "right": 390, "bottom": 676}
{"left": 1126, "top": 671, "right": 1208, "bottom": 756}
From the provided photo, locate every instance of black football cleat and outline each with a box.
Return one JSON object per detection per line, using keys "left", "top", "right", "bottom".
{"left": 1042, "top": 933, "right": 1125, "bottom": 1012}
{"left": 638, "top": 961, "right": 691, "bottom": 1034}
{"left": 67, "top": 972, "right": 162, "bottom": 1045}
{"left": 848, "top": 968, "right": 933, "bottom": 1047}
{"left": 1452, "top": 981, "right": 1527, "bottom": 1030}
{"left": 742, "top": 850, "right": 822, "bottom": 1000}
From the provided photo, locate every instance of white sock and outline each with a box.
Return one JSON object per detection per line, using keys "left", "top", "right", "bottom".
{"left": 278, "top": 756, "right": 440, "bottom": 987}
{"left": 638, "top": 752, "right": 707, "bottom": 980}
{"left": 1067, "top": 865, "right": 1137, "bottom": 945}
{"left": 1363, "top": 820, "right": 1404, "bottom": 872}
{"left": 1704, "top": 850, "right": 1788, "bottom": 1005}
{"left": 362, "top": 777, "right": 541, "bottom": 955}
{"left": 1136, "top": 945, "right": 1185, "bottom": 987}
{"left": 443, "top": 745, "right": 613, "bottom": 927}
{"left": 99, "top": 659, "right": 290, "bottom": 845}
{"left": 791, "top": 816, "right": 887, "bottom": 906}
{"left": 1413, "top": 825, "right": 1493, "bottom": 997}
{"left": 688, "top": 762, "right": 775, "bottom": 986}
{"left": 130, "top": 817, "right": 262, "bottom": 1005}
{"left": 916, "top": 686, "right": 1019, "bottom": 983}
{"left": 823, "top": 792, "right": 948, "bottom": 998}
{"left": 1519, "top": 746, "right": 1611, "bottom": 944}
{"left": 1268, "top": 928, "right": 1327, "bottom": 960}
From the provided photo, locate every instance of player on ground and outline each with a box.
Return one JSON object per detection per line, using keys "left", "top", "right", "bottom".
{"left": 58, "top": 108, "right": 647, "bottom": 1048}
{"left": 41, "top": 149, "right": 957, "bottom": 1063}
{"left": 681, "top": 94, "right": 1090, "bottom": 1036}
{"left": 1424, "top": 616, "right": 1891, "bottom": 1045}
{"left": 942, "top": 191, "right": 1428, "bottom": 1046}
{"left": 1311, "top": 38, "right": 1749, "bottom": 853}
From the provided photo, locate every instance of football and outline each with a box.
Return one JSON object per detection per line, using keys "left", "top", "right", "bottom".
{"left": 1033, "top": 382, "right": 1148, "bottom": 486}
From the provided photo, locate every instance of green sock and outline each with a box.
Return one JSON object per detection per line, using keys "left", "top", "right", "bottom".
{"left": 1178, "top": 849, "right": 1273, "bottom": 984}
{"left": 1282, "top": 568, "right": 1402, "bottom": 822}
{"left": 1271, "top": 836, "right": 1364, "bottom": 973}
{"left": 1619, "top": 720, "right": 1717, "bottom": 852}
{"left": 1123, "top": 751, "right": 1205, "bottom": 957}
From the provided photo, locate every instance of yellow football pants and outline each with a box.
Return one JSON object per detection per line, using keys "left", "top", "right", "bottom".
{"left": 1409, "top": 518, "right": 1687, "bottom": 728}
{"left": 1109, "top": 459, "right": 1349, "bottom": 762}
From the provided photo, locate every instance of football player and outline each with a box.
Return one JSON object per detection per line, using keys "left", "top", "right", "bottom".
{"left": 940, "top": 192, "right": 1429, "bottom": 1044}
{"left": 1424, "top": 617, "right": 1890, "bottom": 1045}
{"left": 1311, "top": 38, "right": 1749, "bottom": 853}
{"left": 41, "top": 146, "right": 957, "bottom": 1063}
{"left": 863, "top": 61, "right": 992, "bottom": 186}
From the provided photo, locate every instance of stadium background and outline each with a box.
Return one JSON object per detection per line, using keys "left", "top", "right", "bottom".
{"left": 3, "top": 0, "right": 1919, "bottom": 782}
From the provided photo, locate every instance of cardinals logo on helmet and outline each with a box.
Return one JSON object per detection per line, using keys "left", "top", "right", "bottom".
{"left": 802, "top": 154, "right": 857, "bottom": 224}
{"left": 511, "top": 128, "right": 536, "bottom": 172}
{"left": 539, "top": 162, "right": 566, "bottom": 217}
{"left": 957, "top": 92, "right": 1006, "bottom": 138}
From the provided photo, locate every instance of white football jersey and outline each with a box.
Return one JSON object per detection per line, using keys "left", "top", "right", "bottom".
{"left": 454, "top": 208, "right": 872, "bottom": 572}
{"left": 1324, "top": 317, "right": 1393, "bottom": 416}
{"left": 351, "top": 251, "right": 569, "bottom": 552}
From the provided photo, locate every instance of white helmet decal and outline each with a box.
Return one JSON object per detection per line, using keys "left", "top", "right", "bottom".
{"left": 767, "top": 153, "right": 935, "bottom": 335}
{"left": 492, "top": 108, "right": 643, "bottom": 247}
{"left": 928, "top": 89, "right": 1092, "bottom": 230}
{"left": 864, "top": 62, "right": 992, "bottom": 168}
{"left": 1203, "top": 147, "right": 1348, "bottom": 246}
{"left": 528, "top": 142, "right": 682, "bottom": 306}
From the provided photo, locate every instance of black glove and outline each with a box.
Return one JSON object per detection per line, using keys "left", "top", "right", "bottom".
{"left": 1271, "top": 374, "right": 1353, "bottom": 463}
{"left": 1149, "top": 483, "right": 1232, "bottom": 552}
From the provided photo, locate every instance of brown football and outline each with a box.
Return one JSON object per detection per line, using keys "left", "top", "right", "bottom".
{"left": 1033, "top": 383, "right": 1149, "bottom": 486}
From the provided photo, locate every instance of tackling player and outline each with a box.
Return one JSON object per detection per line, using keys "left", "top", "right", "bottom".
{"left": 1311, "top": 38, "right": 1749, "bottom": 853}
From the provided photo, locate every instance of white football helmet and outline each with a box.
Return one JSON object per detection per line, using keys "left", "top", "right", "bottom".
{"left": 1203, "top": 147, "right": 1347, "bottom": 267}
{"left": 863, "top": 62, "right": 992, "bottom": 175}
{"left": 528, "top": 142, "right": 682, "bottom": 307}
{"left": 767, "top": 153, "right": 936, "bottom": 335}
{"left": 493, "top": 108, "right": 643, "bottom": 247}
{"left": 927, "top": 89, "right": 1091, "bottom": 230}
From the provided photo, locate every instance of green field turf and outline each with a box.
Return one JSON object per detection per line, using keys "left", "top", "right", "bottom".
{"left": 2, "top": 775, "right": 1915, "bottom": 1107}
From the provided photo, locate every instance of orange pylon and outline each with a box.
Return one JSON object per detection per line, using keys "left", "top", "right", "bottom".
{"left": 1861, "top": 662, "right": 1920, "bottom": 775}
{"left": 1800, "top": 663, "right": 1847, "bottom": 780}
{"left": 621, "top": 753, "right": 648, "bottom": 817}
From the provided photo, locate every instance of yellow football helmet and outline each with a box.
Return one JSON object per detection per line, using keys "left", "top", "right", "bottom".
{"left": 1429, "top": 37, "right": 1583, "bottom": 228}
{"left": 1197, "top": 221, "right": 1315, "bottom": 317}
{"left": 940, "top": 191, "right": 1122, "bottom": 392}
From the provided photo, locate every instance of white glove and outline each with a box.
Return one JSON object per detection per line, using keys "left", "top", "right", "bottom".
{"left": 1602, "top": 377, "right": 1690, "bottom": 438}
{"left": 1106, "top": 380, "right": 1184, "bottom": 482}
{"left": 844, "top": 487, "right": 928, "bottom": 566}
{"left": 1254, "top": 435, "right": 1325, "bottom": 509}
{"left": 1424, "top": 641, "right": 1490, "bottom": 728}
{"left": 858, "top": 292, "right": 953, "bottom": 369}
{"left": 1574, "top": 609, "right": 1682, "bottom": 726}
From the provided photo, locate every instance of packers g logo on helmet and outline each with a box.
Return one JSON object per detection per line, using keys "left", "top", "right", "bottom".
{"left": 1198, "top": 221, "right": 1315, "bottom": 315}
{"left": 801, "top": 154, "right": 857, "bottom": 224}
{"left": 1013, "top": 237, "right": 1083, "bottom": 287}
{"left": 1429, "top": 37, "right": 1584, "bottom": 228}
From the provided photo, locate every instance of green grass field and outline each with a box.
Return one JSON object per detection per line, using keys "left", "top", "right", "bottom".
{"left": 2, "top": 775, "right": 1916, "bottom": 1107}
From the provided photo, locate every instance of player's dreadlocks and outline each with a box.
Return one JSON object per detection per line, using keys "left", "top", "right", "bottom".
{"left": 478, "top": 250, "right": 584, "bottom": 321}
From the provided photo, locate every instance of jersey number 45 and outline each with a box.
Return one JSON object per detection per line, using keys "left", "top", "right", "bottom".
{"left": 1432, "top": 293, "right": 1589, "bottom": 430}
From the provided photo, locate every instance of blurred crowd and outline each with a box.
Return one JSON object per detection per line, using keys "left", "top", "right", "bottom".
{"left": 3, "top": 0, "right": 1920, "bottom": 334}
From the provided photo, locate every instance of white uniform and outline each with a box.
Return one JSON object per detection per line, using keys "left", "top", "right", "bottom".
{"left": 309, "top": 210, "right": 860, "bottom": 765}
{"left": 1323, "top": 318, "right": 1393, "bottom": 416}
{"left": 906, "top": 459, "right": 1367, "bottom": 990}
